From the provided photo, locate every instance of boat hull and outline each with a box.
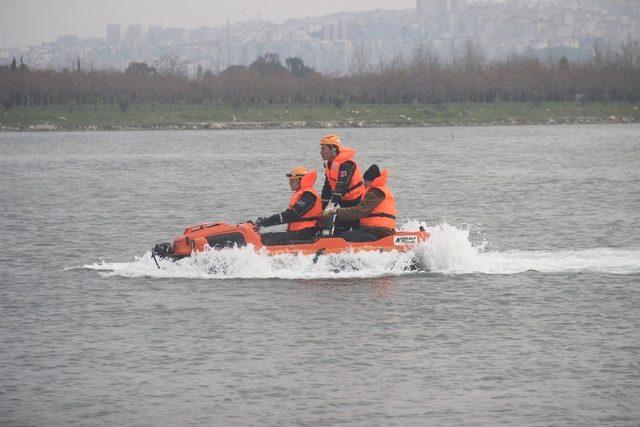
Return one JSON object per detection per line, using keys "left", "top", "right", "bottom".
{"left": 162, "top": 222, "right": 429, "bottom": 258}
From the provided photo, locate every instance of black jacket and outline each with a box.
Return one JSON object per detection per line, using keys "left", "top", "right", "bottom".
{"left": 259, "top": 191, "right": 318, "bottom": 227}
{"left": 321, "top": 160, "right": 357, "bottom": 209}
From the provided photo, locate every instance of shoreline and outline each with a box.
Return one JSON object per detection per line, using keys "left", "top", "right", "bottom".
{"left": 2, "top": 102, "right": 638, "bottom": 131}
{"left": 1, "top": 117, "right": 638, "bottom": 132}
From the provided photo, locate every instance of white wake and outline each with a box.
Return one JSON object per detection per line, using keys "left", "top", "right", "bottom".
{"left": 75, "top": 222, "right": 640, "bottom": 279}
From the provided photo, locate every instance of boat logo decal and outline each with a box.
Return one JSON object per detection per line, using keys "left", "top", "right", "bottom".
{"left": 393, "top": 235, "right": 418, "bottom": 245}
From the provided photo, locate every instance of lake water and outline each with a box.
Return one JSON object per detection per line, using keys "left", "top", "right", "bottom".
{"left": 1, "top": 125, "right": 640, "bottom": 425}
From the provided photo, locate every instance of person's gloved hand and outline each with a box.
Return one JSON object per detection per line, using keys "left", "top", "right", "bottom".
{"left": 322, "top": 205, "right": 337, "bottom": 217}
{"left": 255, "top": 217, "right": 268, "bottom": 229}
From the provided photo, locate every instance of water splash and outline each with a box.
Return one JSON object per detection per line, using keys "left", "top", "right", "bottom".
{"left": 75, "top": 222, "right": 640, "bottom": 279}
{"left": 79, "top": 245, "right": 419, "bottom": 280}
{"left": 407, "top": 222, "right": 640, "bottom": 275}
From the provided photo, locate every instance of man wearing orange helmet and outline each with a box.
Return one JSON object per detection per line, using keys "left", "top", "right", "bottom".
{"left": 255, "top": 167, "right": 323, "bottom": 246}
{"left": 319, "top": 133, "right": 365, "bottom": 234}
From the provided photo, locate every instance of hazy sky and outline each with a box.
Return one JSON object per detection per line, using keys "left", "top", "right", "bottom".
{"left": 1, "top": 0, "right": 419, "bottom": 48}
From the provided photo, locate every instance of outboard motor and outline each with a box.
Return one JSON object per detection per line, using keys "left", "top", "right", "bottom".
{"left": 151, "top": 242, "right": 173, "bottom": 268}
{"left": 153, "top": 242, "right": 173, "bottom": 256}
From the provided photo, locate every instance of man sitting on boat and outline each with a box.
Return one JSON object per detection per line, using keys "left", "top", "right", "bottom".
{"left": 319, "top": 133, "right": 366, "bottom": 234}
{"left": 255, "top": 167, "right": 323, "bottom": 246}
{"left": 321, "top": 164, "right": 397, "bottom": 242}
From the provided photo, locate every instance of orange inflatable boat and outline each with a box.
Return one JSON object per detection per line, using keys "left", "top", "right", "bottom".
{"left": 151, "top": 221, "right": 429, "bottom": 266}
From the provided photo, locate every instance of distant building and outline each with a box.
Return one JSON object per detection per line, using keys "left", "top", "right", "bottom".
{"left": 322, "top": 22, "right": 349, "bottom": 40}
{"left": 125, "top": 25, "right": 142, "bottom": 44}
{"left": 417, "top": 0, "right": 467, "bottom": 35}
{"left": 416, "top": 0, "right": 428, "bottom": 19}
{"left": 146, "top": 26, "right": 163, "bottom": 43}
{"left": 55, "top": 35, "right": 80, "bottom": 48}
{"left": 107, "top": 24, "right": 120, "bottom": 46}
{"left": 162, "top": 28, "right": 185, "bottom": 43}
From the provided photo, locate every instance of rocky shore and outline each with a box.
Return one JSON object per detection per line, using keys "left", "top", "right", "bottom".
{"left": 1, "top": 116, "right": 637, "bottom": 132}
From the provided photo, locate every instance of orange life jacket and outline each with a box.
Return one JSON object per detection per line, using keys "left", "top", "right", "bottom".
{"left": 288, "top": 170, "right": 322, "bottom": 232}
{"left": 359, "top": 169, "right": 397, "bottom": 230}
{"left": 325, "top": 147, "right": 365, "bottom": 202}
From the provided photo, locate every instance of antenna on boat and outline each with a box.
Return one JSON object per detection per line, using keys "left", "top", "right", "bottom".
{"left": 330, "top": 214, "right": 338, "bottom": 235}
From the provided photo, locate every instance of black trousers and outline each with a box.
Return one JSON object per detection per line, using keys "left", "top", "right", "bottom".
{"left": 260, "top": 228, "right": 320, "bottom": 246}
{"left": 338, "top": 229, "right": 379, "bottom": 242}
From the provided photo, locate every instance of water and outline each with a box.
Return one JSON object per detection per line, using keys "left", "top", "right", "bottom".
{"left": 1, "top": 125, "right": 639, "bottom": 425}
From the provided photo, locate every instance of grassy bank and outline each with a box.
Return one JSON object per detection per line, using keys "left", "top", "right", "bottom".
{"left": 1, "top": 102, "right": 638, "bottom": 131}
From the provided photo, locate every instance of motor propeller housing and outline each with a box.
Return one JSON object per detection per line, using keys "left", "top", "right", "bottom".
{"left": 152, "top": 242, "right": 173, "bottom": 257}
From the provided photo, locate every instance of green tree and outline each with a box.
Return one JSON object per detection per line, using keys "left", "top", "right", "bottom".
{"left": 249, "top": 53, "right": 288, "bottom": 77}
{"left": 285, "top": 57, "right": 314, "bottom": 77}
{"left": 125, "top": 62, "right": 157, "bottom": 76}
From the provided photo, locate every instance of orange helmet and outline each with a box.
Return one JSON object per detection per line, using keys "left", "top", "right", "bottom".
{"left": 320, "top": 133, "right": 341, "bottom": 147}
{"left": 286, "top": 166, "right": 309, "bottom": 180}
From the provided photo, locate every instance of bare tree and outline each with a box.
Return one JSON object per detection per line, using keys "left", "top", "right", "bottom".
{"left": 350, "top": 42, "right": 369, "bottom": 76}
{"left": 154, "top": 55, "right": 188, "bottom": 77}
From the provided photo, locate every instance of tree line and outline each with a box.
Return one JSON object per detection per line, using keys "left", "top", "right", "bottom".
{"left": 1, "top": 40, "right": 639, "bottom": 111}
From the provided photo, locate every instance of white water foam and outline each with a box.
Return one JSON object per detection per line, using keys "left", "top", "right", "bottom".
{"left": 405, "top": 222, "right": 640, "bottom": 275}
{"left": 76, "top": 222, "right": 640, "bottom": 279}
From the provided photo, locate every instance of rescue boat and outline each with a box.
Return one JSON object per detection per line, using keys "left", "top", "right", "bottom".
{"left": 151, "top": 221, "right": 429, "bottom": 267}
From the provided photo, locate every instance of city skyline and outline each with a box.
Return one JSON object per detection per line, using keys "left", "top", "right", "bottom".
{"left": 0, "top": 0, "right": 507, "bottom": 48}
{"left": 2, "top": 0, "right": 638, "bottom": 77}
{"left": 2, "top": 0, "right": 418, "bottom": 48}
